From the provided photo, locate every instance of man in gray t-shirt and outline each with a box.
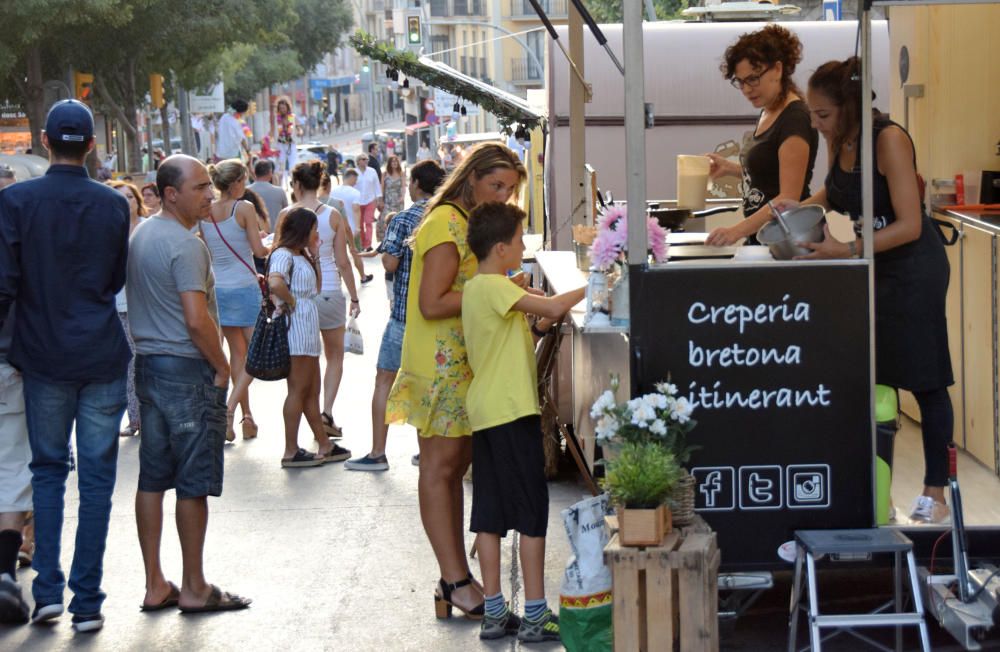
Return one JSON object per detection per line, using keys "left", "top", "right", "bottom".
{"left": 127, "top": 218, "right": 218, "bottom": 358}
{"left": 126, "top": 155, "right": 251, "bottom": 614}
{"left": 247, "top": 160, "right": 287, "bottom": 228}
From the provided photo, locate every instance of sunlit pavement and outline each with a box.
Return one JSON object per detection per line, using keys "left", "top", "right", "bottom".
{"left": 0, "top": 255, "right": 572, "bottom": 651}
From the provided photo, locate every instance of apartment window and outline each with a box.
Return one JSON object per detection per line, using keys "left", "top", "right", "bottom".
{"left": 526, "top": 30, "right": 543, "bottom": 79}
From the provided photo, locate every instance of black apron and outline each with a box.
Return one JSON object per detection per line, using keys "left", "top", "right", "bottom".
{"left": 825, "top": 117, "right": 953, "bottom": 392}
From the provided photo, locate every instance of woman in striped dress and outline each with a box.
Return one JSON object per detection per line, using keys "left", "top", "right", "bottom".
{"left": 269, "top": 205, "right": 350, "bottom": 468}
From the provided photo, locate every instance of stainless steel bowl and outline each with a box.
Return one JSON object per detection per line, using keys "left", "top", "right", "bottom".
{"left": 756, "top": 205, "right": 826, "bottom": 260}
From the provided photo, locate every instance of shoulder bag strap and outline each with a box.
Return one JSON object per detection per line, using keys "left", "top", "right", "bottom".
{"left": 211, "top": 200, "right": 266, "bottom": 293}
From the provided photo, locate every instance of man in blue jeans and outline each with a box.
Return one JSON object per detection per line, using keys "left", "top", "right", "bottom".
{"left": 0, "top": 100, "right": 131, "bottom": 632}
{"left": 127, "top": 155, "right": 250, "bottom": 614}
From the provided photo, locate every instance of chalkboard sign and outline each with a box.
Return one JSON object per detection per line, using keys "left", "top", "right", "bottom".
{"left": 629, "top": 262, "right": 873, "bottom": 570}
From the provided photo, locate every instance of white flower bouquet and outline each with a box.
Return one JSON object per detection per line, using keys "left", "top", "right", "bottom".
{"left": 590, "top": 376, "right": 698, "bottom": 464}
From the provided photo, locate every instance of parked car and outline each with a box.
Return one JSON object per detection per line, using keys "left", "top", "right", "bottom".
{"left": 0, "top": 153, "right": 49, "bottom": 180}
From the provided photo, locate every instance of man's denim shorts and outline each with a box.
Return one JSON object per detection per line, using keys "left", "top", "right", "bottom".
{"left": 376, "top": 318, "right": 405, "bottom": 372}
{"left": 135, "top": 354, "right": 227, "bottom": 499}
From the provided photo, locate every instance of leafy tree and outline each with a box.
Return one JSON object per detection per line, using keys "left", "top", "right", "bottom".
{"left": 222, "top": 0, "right": 354, "bottom": 102}
{"left": 583, "top": 0, "right": 690, "bottom": 22}
{"left": 0, "top": 1, "right": 131, "bottom": 152}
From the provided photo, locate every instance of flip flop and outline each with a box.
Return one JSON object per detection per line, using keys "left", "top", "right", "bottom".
{"left": 178, "top": 585, "right": 252, "bottom": 614}
{"left": 140, "top": 582, "right": 180, "bottom": 612}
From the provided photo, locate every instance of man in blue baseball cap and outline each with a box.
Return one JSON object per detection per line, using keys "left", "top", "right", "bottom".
{"left": 0, "top": 99, "right": 131, "bottom": 632}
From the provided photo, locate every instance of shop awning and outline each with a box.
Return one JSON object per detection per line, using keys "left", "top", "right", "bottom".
{"left": 349, "top": 32, "right": 545, "bottom": 133}
{"left": 405, "top": 121, "right": 432, "bottom": 134}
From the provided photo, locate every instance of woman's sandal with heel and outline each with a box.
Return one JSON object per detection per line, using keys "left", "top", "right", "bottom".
{"left": 434, "top": 577, "right": 484, "bottom": 620}
{"left": 241, "top": 414, "right": 258, "bottom": 440}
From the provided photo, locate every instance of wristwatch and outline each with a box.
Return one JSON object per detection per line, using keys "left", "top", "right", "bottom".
{"left": 531, "top": 322, "right": 548, "bottom": 338}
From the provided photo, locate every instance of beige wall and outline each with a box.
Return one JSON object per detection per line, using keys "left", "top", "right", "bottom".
{"left": 888, "top": 5, "right": 1000, "bottom": 188}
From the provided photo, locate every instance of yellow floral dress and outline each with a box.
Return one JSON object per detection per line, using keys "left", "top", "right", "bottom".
{"left": 386, "top": 202, "right": 477, "bottom": 438}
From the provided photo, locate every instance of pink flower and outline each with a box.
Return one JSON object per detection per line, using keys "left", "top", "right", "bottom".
{"left": 587, "top": 205, "right": 670, "bottom": 269}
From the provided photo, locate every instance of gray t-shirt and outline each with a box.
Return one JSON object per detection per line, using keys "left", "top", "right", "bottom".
{"left": 247, "top": 180, "right": 288, "bottom": 228}
{"left": 127, "top": 216, "right": 219, "bottom": 358}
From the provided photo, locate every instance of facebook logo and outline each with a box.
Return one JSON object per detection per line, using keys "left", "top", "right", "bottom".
{"left": 692, "top": 466, "right": 736, "bottom": 511}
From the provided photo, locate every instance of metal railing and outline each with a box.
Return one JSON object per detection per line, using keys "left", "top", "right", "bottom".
{"left": 506, "top": 0, "right": 568, "bottom": 19}
{"left": 510, "top": 57, "right": 543, "bottom": 83}
{"left": 431, "top": 0, "right": 486, "bottom": 17}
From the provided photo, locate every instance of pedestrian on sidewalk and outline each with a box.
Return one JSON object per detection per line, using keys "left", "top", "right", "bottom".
{"left": 248, "top": 160, "right": 288, "bottom": 230}
{"left": 346, "top": 159, "right": 445, "bottom": 472}
{"left": 463, "top": 202, "right": 584, "bottom": 642}
{"left": 216, "top": 100, "right": 250, "bottom": 163}
{"left": 355, "top": 154, "right": 382, "bottom": 251}
{"left": 380, "top": 155, "right": 405, "bottom": 242}
{"left": 385, "top": 143, "right": 526, "bottom": 619}
{"left": 272, "top": 163, "right": 351, "bottom": 467}
{"left": 0, "top": 100, "right": 131, "bottom": 632}
{"left": 202, "top": 159, "right": 270, "bottom": 442}
{"left": 128, "top": 155, "right": 251, "bottom": 616}
{"left": 0, "top": 311, "right": 32, "bottom": 625}
{"left": 274, "top": 97, "right": 297, "bottom": 183}
{"left": 108, "top": 180, "right": 149, "bottom": 438}
{"left": 282, "top": 163, "right": 360, "bottom": 443}
{"left": 329, "top": 169, "right": 373, "bottom": 284}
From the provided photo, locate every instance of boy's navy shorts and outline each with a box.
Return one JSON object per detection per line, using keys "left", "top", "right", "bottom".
{"left": 470, "top": 415, "right": 549, "bottom": 538}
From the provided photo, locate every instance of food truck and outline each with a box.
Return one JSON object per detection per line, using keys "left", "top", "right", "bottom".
{"left": 534, "top": 3, "right": 1000, "bottom": 647}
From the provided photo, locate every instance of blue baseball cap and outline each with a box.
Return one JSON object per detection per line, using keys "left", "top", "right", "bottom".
{"left": 44, "top": 100, "right": 95, "bottom": 143}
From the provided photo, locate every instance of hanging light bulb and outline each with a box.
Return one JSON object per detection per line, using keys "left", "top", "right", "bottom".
{"left": 391, "top": 69, "right": 400, "bottom": 82}
{"left": 453, "top": 102, "right": 460, "bottom": 113}
{"left": 386, "top": 68, "right": 393, "bottom": 79}
{"left": 460, "top": 105, "right": 467, "bottom": 116}
{"left": 402, "top": 78, "right": 409, "bottom": 89}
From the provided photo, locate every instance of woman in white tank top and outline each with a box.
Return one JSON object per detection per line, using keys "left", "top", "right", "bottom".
{"left": 203, "top": 159, "right": 270, "bottom": 442}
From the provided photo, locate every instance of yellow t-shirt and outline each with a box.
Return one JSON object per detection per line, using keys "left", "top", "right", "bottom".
{"left": 462, "top": 273, "right": 540, "bottom": 431}
{"left": 385, "top": 202, "right": 478, "bottom": 437}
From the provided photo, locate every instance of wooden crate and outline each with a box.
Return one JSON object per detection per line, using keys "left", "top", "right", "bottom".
{"left": 603, "top": 529, "right": 720, "bottom": 652}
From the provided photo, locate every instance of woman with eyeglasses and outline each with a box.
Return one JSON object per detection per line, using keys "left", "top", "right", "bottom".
{"left": 705, "top": 24, "right": 819, "bottom": 247}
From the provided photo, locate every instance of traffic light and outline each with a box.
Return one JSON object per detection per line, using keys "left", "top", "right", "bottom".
{"left": 149, "top": 74, "right": 165, "bottom": 109}
{"left": 407, "top": 15, "right": 422, "bottom": 45}
{"left": 74, "top": 72, "right": 94, "bottom": 103}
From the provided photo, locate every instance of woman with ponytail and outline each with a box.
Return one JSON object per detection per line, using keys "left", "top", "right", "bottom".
{"left": 784, "top": 57, "right": 954, "bottom": 524}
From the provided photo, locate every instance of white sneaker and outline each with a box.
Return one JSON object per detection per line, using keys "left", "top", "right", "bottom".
{"left": 909, "top": 495, "right": 951, "bottom": 524}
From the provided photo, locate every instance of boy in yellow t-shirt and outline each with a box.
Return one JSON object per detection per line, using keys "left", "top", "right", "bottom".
{"left": 462, "top": 202, "right": 585, "bottom": 643}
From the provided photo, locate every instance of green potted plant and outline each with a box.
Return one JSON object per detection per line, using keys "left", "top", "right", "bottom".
{"left": 603, "top": 441, "right": 682, "bottom": 546}
{"left": 591, "top": 378, "right": 699, "bottom": 526}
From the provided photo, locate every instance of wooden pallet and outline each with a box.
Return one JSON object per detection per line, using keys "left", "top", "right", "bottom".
{"left": 603, "top": 529, "right": 720, "bottom": 652}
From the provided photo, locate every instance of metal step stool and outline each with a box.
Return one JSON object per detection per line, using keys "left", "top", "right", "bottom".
{"left": 787, "top": 528, "right": 931, "bottom": 652}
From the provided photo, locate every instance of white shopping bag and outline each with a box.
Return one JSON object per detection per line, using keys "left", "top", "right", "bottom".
{"left": 344, "top": 316, "right": 364, "bottom": 355}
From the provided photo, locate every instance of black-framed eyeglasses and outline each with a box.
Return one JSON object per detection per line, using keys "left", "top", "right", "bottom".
{"left": 730, "top": 65, "right": 773, "bottom": 91}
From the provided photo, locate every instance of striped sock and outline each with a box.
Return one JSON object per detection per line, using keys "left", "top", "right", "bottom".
{"left": 485, "top": 592, "right": 506, "bottom": 618}
{"left": 524, "top": 598, "right": 548, "bottom": 622}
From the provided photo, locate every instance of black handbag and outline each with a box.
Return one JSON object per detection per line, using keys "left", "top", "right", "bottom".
{"left": 245, "top": 256, "right": 292, "bottom": 381}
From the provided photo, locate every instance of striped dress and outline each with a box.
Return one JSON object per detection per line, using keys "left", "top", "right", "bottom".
{"left": 268, "top": 247, "right": 321, "bottom": 357}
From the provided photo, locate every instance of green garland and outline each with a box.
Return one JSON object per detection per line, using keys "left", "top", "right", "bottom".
{"left": 349, "top": 31, "right": 543, "bottom": 134}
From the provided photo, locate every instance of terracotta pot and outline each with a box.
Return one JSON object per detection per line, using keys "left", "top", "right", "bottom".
{"left": 617, "top": 503, "right": 672, "bottom": 547}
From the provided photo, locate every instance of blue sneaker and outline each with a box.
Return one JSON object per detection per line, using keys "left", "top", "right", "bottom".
{"left": 71, "top": 612, "right": 104, "bottom": 633}
{"left": 344, "top": 453, "right": 389, "bottom": 471}
{"left": 31, "top": 602, "right": 63, "bottom": 625}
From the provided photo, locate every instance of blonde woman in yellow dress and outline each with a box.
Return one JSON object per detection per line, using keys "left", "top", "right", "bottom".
{"left": 386, "top": 143, "right": 527, "bottom": 619}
